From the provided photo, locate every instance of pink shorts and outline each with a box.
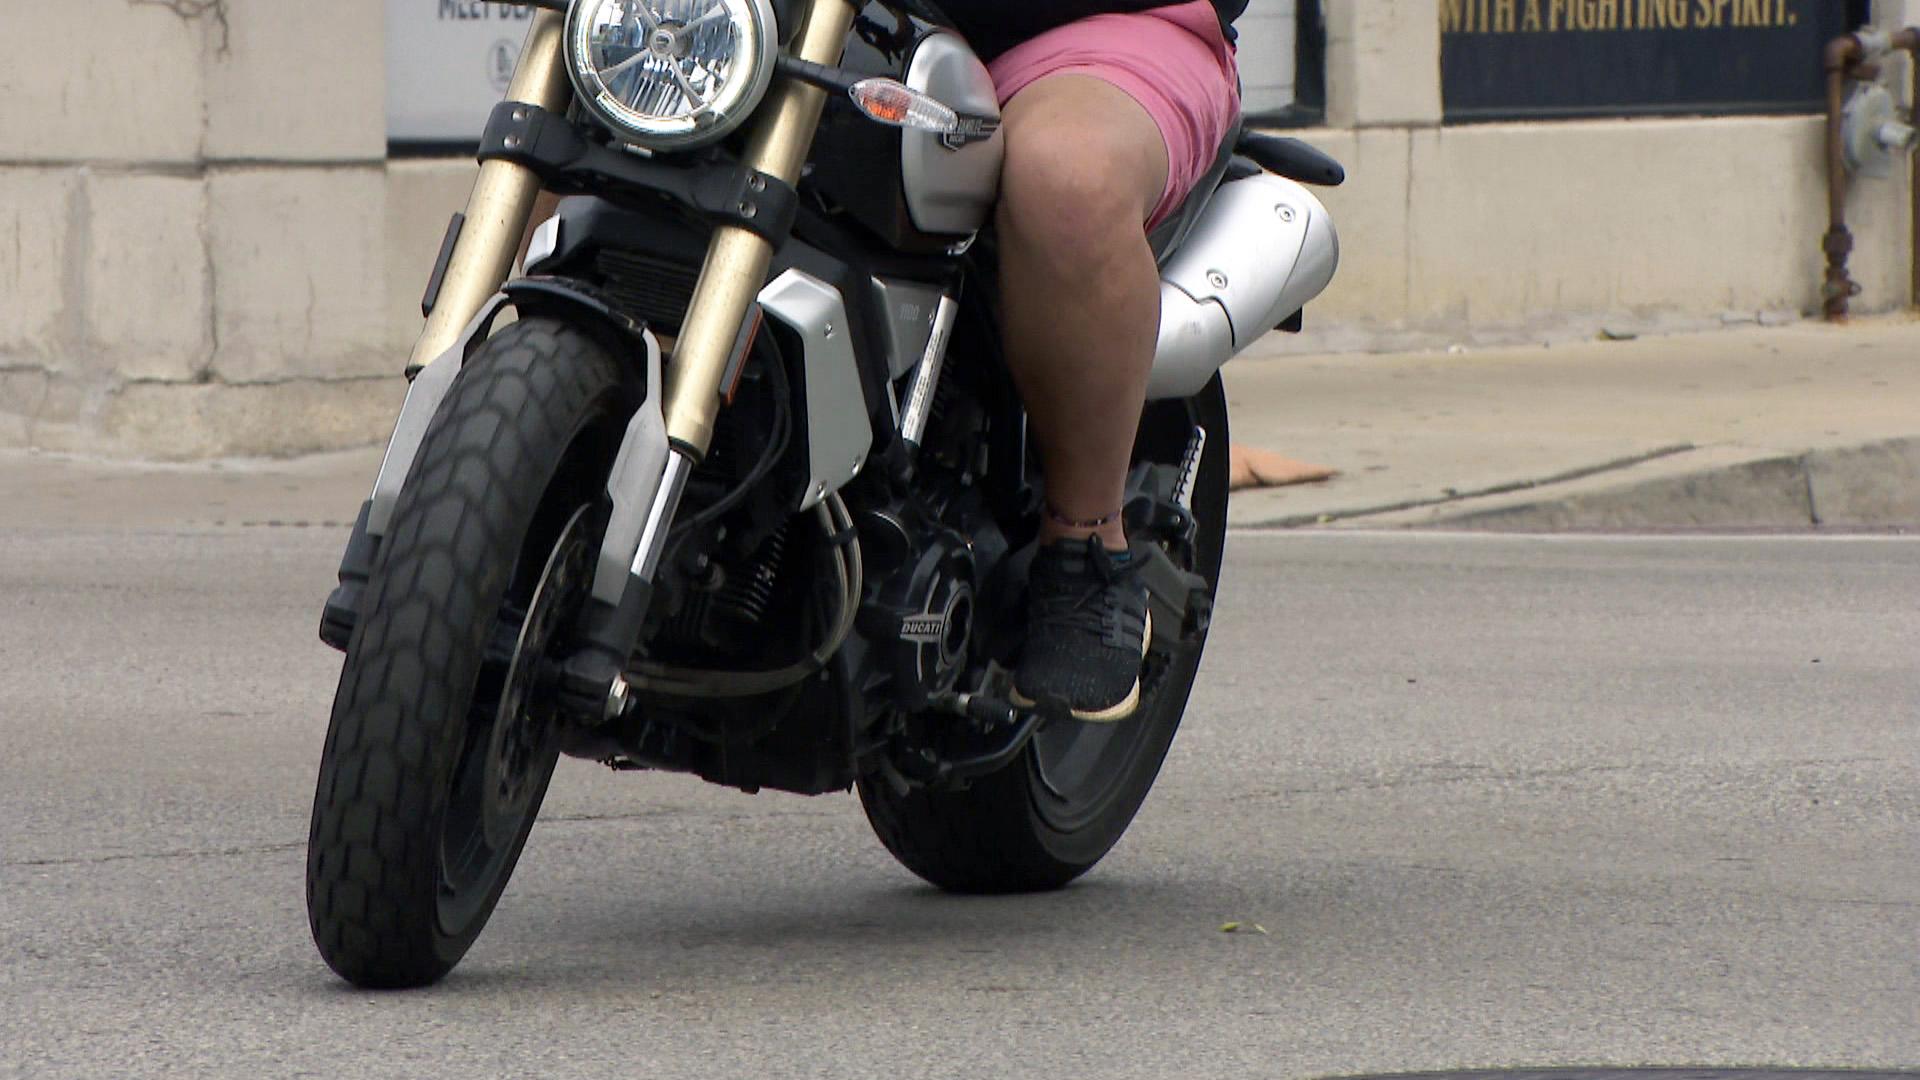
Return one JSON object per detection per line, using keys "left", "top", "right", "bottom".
{"left": 987, "top": 1, "right": 1241, "bottom": 231}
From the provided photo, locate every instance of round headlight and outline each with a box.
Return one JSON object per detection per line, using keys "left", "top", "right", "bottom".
{"left": 564, "top": 0, "right": 777, "bottom": 151}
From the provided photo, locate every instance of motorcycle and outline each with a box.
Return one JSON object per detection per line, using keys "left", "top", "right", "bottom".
{"left": 306, "top": 0, "right": 1341, "bottom": 988}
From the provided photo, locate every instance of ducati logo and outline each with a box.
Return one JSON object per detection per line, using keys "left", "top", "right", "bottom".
{"left": 900, "top": 614, "right": 947, "bottom": 645}
{"left": 941, "top": 116, "right": 1002, "bottom": 152}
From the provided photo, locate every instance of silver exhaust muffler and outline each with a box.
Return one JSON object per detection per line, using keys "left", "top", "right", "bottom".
{"left": 1147, "top": 174, "right": 1339, "bottom": 400}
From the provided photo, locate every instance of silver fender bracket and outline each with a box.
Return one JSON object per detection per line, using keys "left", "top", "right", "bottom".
{"left": 591, "top": 329, "right": 669, "bottom": 605}
{"left": 338, "top": 284, "right": 665, "bottom": 657}
{"left": 366, "top": 293, "right": 516, "bottom": 537}
{"left": 759, "top": 269, "right": 875, "bottom": 511}
{"left": 366, "top": 281, "right": 662, "bottom": 542}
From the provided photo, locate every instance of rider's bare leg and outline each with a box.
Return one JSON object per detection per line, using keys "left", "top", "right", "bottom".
{"left": 996, "top": 75, "right": 1169, "bottom": 554}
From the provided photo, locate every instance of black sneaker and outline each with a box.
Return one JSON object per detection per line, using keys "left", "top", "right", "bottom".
{"left": 1011, "top": 538, "right": 1153, "bottom": 723}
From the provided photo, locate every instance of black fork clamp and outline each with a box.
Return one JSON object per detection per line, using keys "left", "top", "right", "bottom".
{"left": 477, "top": 102, "right": 800, "bottom": 244}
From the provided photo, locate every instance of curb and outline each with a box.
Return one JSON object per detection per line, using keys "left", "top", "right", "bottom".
{"left": 1239, "top": 436, "right": 1920, "bottom": 531}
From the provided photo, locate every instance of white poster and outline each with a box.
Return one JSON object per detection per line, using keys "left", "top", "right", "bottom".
{"left": 387, "top": 0, "right": 540, "bottom": 143}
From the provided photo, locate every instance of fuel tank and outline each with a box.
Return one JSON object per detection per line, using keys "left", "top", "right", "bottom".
{"left": 899, "top": 31, "right": 1002, "bottom": 236}
{"left": 1147, "top": 173, "right": 1339, "bottom": 400}
{"left": 805, "top": 2, "right": 1003, "bottom": 254}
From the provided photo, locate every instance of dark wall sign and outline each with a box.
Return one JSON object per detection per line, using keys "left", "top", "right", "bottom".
{"left": 1441, "top": 0, "right": 1869, "bottom": 121}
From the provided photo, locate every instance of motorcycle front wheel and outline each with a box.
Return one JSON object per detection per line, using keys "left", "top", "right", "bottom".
{"left": 306, "top": 318, "right": 628, "bottom": 988}
{"left": 857, "top": 377, "right": 1231, "bottom": 893}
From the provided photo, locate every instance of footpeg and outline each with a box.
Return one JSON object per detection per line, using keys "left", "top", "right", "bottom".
{"left": 930, "top": 689, "right": 1026, "bottom": 730}
{"left": 897, "top": 689, "right": 1048, "bottom": 789}
{"left": 1173, "top": 425, "right": 1207, "bottom": 514}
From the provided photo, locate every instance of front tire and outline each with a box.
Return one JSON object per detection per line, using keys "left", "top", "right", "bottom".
{"left": 858, "top": 379, "right": 1231, "bottom": 893}
{"left": 306, "top": 319, "right": 627, "bottom": 988}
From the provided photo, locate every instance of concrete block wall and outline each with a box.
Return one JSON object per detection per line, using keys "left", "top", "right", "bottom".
{"left": 1, "top": 0, "right": 1915, "bottom": 457}
{"left": 0, "top": 0, "right": 401, "bottom": 458}
{"left": 1267, "top": 115, "right": 1914, "bottom": 354}
{"left": 1259, "top": 0, "right": 1917, "bottom": 354}
{"left": 1325, "top": 0, "right": 1443, "bottom": 127}
{"left": 205, "top": 2, "right": 389, "bottom": 162}
{"left": 0, "top": 2, "right": 206, "bottom": 165}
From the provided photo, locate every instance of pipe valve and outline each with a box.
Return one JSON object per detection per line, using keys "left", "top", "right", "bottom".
{"left": 1854, "top": 27, "right": 1896, "bottom": 61}
{"left": 1842, "top": 82, "right": 1917, "bottom": 177}
{"left": 1821, "top": 25, "right": 1920, "bottom": 320}
{"left": 1878, "top": 120, "right": 1919, "bottom": 154}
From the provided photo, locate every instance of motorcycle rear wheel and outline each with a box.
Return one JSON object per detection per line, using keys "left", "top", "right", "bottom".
{"left": 306, "top": 318, "right": 627, "bottom": 988}
{"left": 857, "top": 378, "right": 1231, "bottom": 893}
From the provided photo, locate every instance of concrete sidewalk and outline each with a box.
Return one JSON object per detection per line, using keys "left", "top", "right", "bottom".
{"left": 3, "top": 318, "right": 1917, "bottom": 533}
{"left": 1226, "top": 317, "right": 1920, "bottom": 530}
{"left": 1, "top": 443, "right": 379, "bottom": 531}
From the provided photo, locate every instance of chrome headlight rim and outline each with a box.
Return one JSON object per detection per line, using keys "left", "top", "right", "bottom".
{"left": 563, "top": 0, "right": 778, "bottom": 153}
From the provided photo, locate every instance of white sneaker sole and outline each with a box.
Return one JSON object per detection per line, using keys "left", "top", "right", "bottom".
{"left": 1011, "top": 611, "right": 1152, "bottom": 724}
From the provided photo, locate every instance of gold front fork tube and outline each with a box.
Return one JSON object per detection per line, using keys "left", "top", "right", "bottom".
{"left": 659, "top": 0, "right": 858, "bottom": 460}
{"left": 407, "top": 11, "right": 574, "bottom": 372}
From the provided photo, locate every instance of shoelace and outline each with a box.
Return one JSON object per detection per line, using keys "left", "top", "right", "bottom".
{"left": 1032, "top": 551, "right": 1138, "bottom": 643}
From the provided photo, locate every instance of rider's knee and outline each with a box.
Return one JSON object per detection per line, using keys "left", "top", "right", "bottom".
{"left": 997, "top": 110, "right": 1158, "bottom": 252}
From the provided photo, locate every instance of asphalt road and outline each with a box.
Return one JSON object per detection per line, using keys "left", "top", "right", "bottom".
{"left": 2, "top": 526, "right": 1915, "bottom": 1078}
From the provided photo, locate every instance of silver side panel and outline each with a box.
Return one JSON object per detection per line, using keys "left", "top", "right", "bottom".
{"left": 901, "top": 32, "right": 1003, "bottom": 237}
{"left": 1147, "top": 174, "right": 1341, "bottom": 400}
{"left": 366, "top": 293, "right": 515, "bottom": 537}
{"left": 758, "top": 269, "right": 875, "bottom": 510}
{"left": 591, "top": 329, "right": 669, "bottom": 604}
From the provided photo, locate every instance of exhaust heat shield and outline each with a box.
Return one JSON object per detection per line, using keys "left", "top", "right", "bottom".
{"left": 1147, "top": 174, "right": 1339, "bottom": 400}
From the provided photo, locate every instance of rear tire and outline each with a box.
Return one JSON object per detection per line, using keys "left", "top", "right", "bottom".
{"left": 858, "top": 379, "right": 1231, "bottom": 893}
{"left": 305, "top": 319, "right": 627, "bottom": 988}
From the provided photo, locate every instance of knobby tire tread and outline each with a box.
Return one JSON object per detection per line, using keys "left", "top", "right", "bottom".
{"left": 306, "top": 319, "right": 622, "bottom": 989}
{"left": 860, "top": 768, "right": 1085, "bottom": 892}
{"left": 857, "top": 673, "right": 1193, "bottom": 894}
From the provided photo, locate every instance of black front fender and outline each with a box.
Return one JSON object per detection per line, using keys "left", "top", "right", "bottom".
{"left": 502, "top": 276, "right": 652, "bottom": 361}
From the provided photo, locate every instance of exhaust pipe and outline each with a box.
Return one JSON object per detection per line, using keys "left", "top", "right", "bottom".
{"left": 1147, "top": 174, "right": 1340, "bottom": 400}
